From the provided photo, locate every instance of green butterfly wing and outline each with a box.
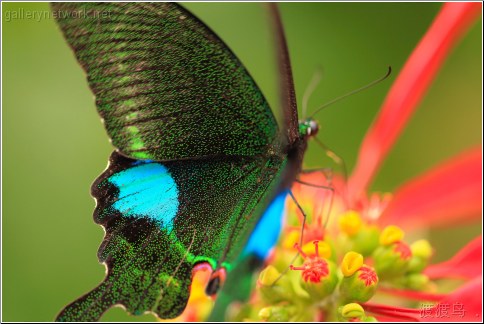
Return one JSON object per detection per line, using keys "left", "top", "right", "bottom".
{"left": 52, "top": 2, "right": 278, "bottom": 161}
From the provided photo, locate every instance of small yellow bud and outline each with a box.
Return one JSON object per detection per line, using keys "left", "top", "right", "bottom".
{"left": 258, "top": 306, "right": 289, "bottom": 321}
{"left": 380, "top": 225, "right": 404, "bottom": 246}
{"left": 350, "top": 225, "right": 380, "bottom": 256}
{"left": 258, "top": 265, "right": 280, "bottom": 286}
{"left": 302, "top": 240, "right": 331, "bottom": 259}
{"left": 299, "top": 260, "right": 339, "bottom": 301}
{"left": 405, "top": 273, "right": 430, "bottom": 290}
{"left": 373, "top": 242, "right": 412, "bottom": 279}
{"left": 341, "top": 251, "right": 364, "bottom": 277}
{"left": 410, "top": 240, "right": 433, "bottom": 259}
{"left": 282, "top": 230, "right": 300, "bottom": 249}
{"left": 341, "top": 303, "right": 365, "bottom": 319}
{"left": 339, "top": 211, "right": 363, "bottom": 236}
{"left": 258, "top": 307, "right": 272, "bottom": 320}
{"left": 340, "top": 264, "right": 378, "bottom": 303}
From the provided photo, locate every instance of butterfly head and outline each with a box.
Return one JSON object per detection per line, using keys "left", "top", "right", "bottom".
{"left": 298, "top": 118, "right": 319, "bottom": 138}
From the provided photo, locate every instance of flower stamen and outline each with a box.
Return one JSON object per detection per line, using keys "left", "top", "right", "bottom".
{"left": 293, "top": 242, "right": 308, "bottom": 259}
{"left": 313, "top": 240, "right": 320, "bottom": 257}
{"left": 394, "top": 241, "right": 412, "bottom": 260}
{"left": 291, "top": 241, "right": 330, "bottom": 283}
{"left": 358, "top": 266, "right": 378, "bottom": 287}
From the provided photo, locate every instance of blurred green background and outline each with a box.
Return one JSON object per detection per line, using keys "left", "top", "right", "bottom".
{"left": 2, "top": 2, "right": 481, "bottom": 322}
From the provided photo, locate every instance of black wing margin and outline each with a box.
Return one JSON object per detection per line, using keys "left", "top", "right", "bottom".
{"left": 268, "top": 3, "right": 299, "bottom": 146}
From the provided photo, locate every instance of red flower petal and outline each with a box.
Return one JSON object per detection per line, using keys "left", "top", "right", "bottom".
{"left": 372, "top": 314, "right": 416, "bottom": 322}
{"left": 378, "top": 147, "right": 482, "bottom": 229}
{"left": 363, "top": 303, "right": 421, "bottom": 321}
{"left": 425, "top": 235, "right": 482, "bottom": 280}
{"left": 379, "top": 287, "right": 446, "bottom": 302}
{"left": 348, "top": 2, "right": 482, "bottom": 206}
{"left": 426, "top": 276, "right": 482, "bottom": 322}
{"left": 366, "top": 277, "right": 482, "bottom": 322}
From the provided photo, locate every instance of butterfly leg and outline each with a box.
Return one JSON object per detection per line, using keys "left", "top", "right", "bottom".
{"left": 295, "top": 179, "right": 335, "bottom": 230}
{"left": 313, "top": 136, "right": 348, "bottom": 182}
{"left": 303, "top": 137, "right": 350, "bottom": 209}
{"left": 270, "top": 178, "right": 337, "bottom": 288}
{"left": 300, "top": 166, "right": 333, "bottom": 174}
{"left": 288, "top": 190, "right": 309, "bottom": 246}
{"left": 268, "top": 190, "right": 311, "bottom": 286}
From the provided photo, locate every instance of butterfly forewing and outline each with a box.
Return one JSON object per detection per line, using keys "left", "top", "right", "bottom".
{"left": 52, "top": 2, "right": 278, "bottom": 161}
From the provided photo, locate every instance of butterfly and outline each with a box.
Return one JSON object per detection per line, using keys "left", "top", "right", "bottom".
{"left": 53, "top": 2, "right": 319, "bottom": 321}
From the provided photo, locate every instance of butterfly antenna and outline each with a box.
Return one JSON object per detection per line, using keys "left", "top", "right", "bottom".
{"left": 302, "top": 67, "right": 324, "bottom": 119}
{"left": 309, "top": 66, "right": 392, "bottom": 119}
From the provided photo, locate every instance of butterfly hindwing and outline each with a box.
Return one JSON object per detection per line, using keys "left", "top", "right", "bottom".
{"left": 56, "top": 151, "right": 287, "bottom": 321}
{"left": 56, "top": 218, "right": 193, "bottom": 321}
{"left": 52, "top": 2, "right": 278, "bottom": 161}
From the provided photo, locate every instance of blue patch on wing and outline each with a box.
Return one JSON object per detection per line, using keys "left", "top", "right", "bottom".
{"left": 242, "top": 190, "right": 288, "bottom": 260}
{"left": 133, "top": 159, "right": 153, "bottom": 165}
{"left": 108, "top": 163, "right": 179, "bottom": 231}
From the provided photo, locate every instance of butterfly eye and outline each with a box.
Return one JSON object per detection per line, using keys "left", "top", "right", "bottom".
{"left": 298, "top": 119, "right": 319, "bottom": 137}
{"left": 205, "top": 268, "right": 227, "bottom": 296}
{"left": 308, "top": 119, "right": 319, "bottom": 137}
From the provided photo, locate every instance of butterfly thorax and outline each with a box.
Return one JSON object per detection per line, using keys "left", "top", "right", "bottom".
{"left": 289, "top": 117, "right": 320, "bottom": 168}
{"left": 274, "top": 119, "right": 318, "bottom": 191}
